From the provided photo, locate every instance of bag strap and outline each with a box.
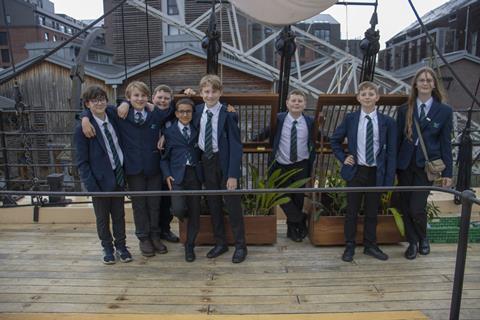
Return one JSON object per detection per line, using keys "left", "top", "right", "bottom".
{"left": 414, "top": 117, "right": 430, "bottom": 162}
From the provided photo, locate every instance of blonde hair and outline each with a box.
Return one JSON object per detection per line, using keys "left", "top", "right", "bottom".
{"left": 357, "top": 81, "right": 379, "bottom": 95}
{"left": 125, "top": 81, "right": 150, "bottom": 98}
{"left": 153, "top": 84, "right": 172, "bottom": 96}
{"left": 199, "top": 74, "right": 223, "bottom": 92}
{"left": 405, "top": 67, "right": 446, "bottom": 140}
{"left": 287, "top": 89, "right": 307, "bottom": 100}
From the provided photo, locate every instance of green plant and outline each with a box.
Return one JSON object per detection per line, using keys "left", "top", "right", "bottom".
{"left": 381, "top": 190, "right": 405, "bottom": 237}
{"left": 242, "top": 163, "right": 310, "bottom": 216}
{"left": 313, "top": 162, "right": 347, "bottom": 220}
{"left": 426, "top": 200, "right": 441, "bottom": 222}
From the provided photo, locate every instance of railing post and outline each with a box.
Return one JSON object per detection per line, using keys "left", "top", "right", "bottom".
{"left": 449, "top": 189, "right": 475, "bottom": 320}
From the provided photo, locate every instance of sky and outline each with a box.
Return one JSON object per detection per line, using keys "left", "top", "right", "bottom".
{"left": 51, "top": 0, "right": 450, "bottom": 49}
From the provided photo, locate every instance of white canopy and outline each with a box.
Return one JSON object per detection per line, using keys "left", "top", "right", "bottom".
{"left": 229, "top": 0, "right": 337, "bottom": 25}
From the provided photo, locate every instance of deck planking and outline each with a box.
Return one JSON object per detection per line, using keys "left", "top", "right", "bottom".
{"left": 0, "top": 223, "right": 479, "bottom": 319}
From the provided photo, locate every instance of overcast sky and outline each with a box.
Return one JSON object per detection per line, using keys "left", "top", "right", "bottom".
{"left": 51, "top": 0, "right": 450, "bottom": 49}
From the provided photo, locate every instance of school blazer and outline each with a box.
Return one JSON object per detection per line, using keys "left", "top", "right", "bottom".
{"left": 193, "top": 103, "right": 243, "bottom": 179}
{"left": 330, "top": 110, "right": 397, "bottom": 186}
{"left": 160, "top": 120, "right": 203, "bottom": 185}
{"left": 256, "top": 112, "right": 316, "bottom": 175}
{"left": 74, "top": 110, "right": 123, "bottom": 192}
{"left": 396, "top": 100, "right": 453, "bottom": 177}
{"left": 113, "top": 105, "right": 171, "bottom": 176}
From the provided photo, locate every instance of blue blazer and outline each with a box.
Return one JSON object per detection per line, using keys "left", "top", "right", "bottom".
{"left": 160, "top": 120, "right": 203, "bottom": 185}
{"left": 74, "top": 110, "right": 123, "bottom": 192}
{"left": 271, "top": 112, "right": 316, "bottom": 175}
{"left": 330, "top": 110, "right": 397, "bottom": 186}
{"left": 396, "top": 100, "right": 453, "bottom": 177}
{"left": 111, "top": 105, "right": 171, "bottom": 176}
{"left": 193, "top": 103, "right": 243, "bottom": 179}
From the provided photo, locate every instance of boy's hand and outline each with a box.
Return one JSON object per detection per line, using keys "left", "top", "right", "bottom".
{"left": 183, "top": 88, "right": 196, "bottom": 96}
{"left": 226, "top": 177, "right": 237, "bottom": 190}
{"left": 157, "top": 135, "right": 165, "bottom": 150}
{"left": 227, "top": 104, "right": 236, "bottom": 113}
{"left": 166, "top": 176, "right": 174, "bottom": 191}
{"left": 81, "top": 117, "right": 96, "bottom": 138}
{"left": 147, "top": 102, "right": 155, "bottom": 111}
{"left": 117, "top": 102, "right": 129, "bottom": 119}
{"left": 344, "top": 155, "right": 355, "bottom": 166}
{"left": 442, "top": 177, "right": 452, "bottom": 188}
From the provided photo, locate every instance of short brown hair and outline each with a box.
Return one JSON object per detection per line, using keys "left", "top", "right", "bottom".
{"left": 287, "top": 89, "right": 306, "bottom": 100}
{"left": 153, "top": 84, "right": 172, "bottom": 96}
{"left": 199, "top": 74, "right": 223, "bottom": 92}
{"left": 357, "top": 81, "right": 379, "bottom": 95}
{"left": 82, "top": 85, "right": 107, "bottom": 106}
{"left": 175, "top": 98, "right": 195, "bottom": 110}
{"left": 125, "top": 81, "right": 150, "bottom": 98}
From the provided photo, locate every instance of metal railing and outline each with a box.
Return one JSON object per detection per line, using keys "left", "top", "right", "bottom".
{"left": 0, "top": 185, "right": 477, "bottom": 320}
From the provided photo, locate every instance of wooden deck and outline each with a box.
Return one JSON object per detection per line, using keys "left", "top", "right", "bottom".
{"left": 0, "top": 223, "right": 479, "bottom": 320}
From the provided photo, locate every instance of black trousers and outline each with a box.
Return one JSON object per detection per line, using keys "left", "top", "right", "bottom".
{"left": 92, "top": 185, "right": 126, "bottom": 250}
{"left": 397, "top": 150, "right": 432, "bottom": 244}
{"left": 127, "top": 173, "right": 162, "bottom": 240}
{"left": 345, "top": 166, "right": 380, "bottom": 247}
{"left": 201, "top": 153, "right": 246, "bottom": 249}
{"left": 171, "top": 166, "right": 201, "bottom": 246}
{"left": 159, "top": 182, "right": 173, "bottom": 233}
{"left": 271, "top": 159, "right": 309, "bottom": 224}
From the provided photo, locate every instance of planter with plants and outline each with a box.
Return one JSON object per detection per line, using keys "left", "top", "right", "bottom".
{"left": 308, "top": 163, "right": 406, "bottom": 246}
{"left": 179, "top": 164, "right": 309, "bottom": 245}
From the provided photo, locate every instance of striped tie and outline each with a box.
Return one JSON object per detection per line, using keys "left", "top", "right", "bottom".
{"left": 419, "top": 103, "right": 426, "bottom": 121}
{"left": 182, "top": 126, "right": 193, "bottom": 164}
{"left": 365, "top": 115, "right": 374, "bottom": 166}
{"left": 290, "top": 120, "right": 298, "bottom": 163}
{"left": 134, "top": 111, "right": 144, "bottom": 125}
{"left": 102, "top": 122, "right": 125, "bottom": 187}
{"left": 204, "top": 110, "right": 214, "bottom": 159}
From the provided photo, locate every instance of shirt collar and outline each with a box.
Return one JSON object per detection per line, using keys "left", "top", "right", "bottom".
{"left": 92, "top": 113, "right": 110, "bottom": 127}
{"left": 416, "top": 97, "right": 433, "bottom": 109}
{"left": 287, "top": 112, "right": 304, "bottom": 123}
{"left": 177, "top": 121, "right": 189, "bottom": 131}
{"left": 203, "top": 102, "right": 222, "bottom": 115}
{"left": 360, "top": 108, "right": 377, "bottom": 121}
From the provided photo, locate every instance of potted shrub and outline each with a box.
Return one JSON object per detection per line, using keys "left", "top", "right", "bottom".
{"left": 309, "top": 163, "right": 405, "bottom": 245}
{"left": 179, "top": 164, "right": 309, "bottom": 245}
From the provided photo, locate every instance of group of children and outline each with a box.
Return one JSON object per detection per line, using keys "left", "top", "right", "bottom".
{"left": 75, "top": 66, "right": 453, "bottom": 265}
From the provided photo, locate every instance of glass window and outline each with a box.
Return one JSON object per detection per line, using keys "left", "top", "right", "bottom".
{"left": 0, "top": 32, "right": 7, "bottom": 46}
{"left": 167, "top": 0, "right": 179, "bottom": 15}
{"left": 44, "top": 32, "right": 49, "bottom": 41}
{"left": 1, "top": 49, "right": 10, "bottom": 63}
{"left": 53, "top": 35, "right": 57, "bottom": 42}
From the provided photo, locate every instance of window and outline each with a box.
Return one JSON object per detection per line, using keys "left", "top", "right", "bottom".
{"left": 59, "top": 25, "right": 65, "bottom": 33}
{"left": 44, "top": 32, "right": 49, "bottom": 41}
{"left": 167, "top": 0, "right": 179, "bottom": 15}
{"left": 53, "top": 35, "right": 57, "bottom": 42}
{"left": 38, "top": 16, "right": 45, "bottom": 25}
{"left": 314, "top": 29, "right": 330, "bottom": 42}
{"left": 1, "top": 49, "right": 10, "bottom": 63}
{"left": 470, "top": 32, "right": 478, "bottom": 56}
{"left": 0, "top": 32, "right": 7, "bottom": 45}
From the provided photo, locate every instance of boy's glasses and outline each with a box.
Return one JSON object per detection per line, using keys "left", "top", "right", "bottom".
{"left": 177, "top": 110, "right": 192, "bottom": 115}
{"left": 89, "top": 98, "right": 107, "bottom": 104}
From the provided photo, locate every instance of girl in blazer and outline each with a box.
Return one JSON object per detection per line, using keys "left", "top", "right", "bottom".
{"left": 396, "top": 67, "right": 453, "bottom": 260}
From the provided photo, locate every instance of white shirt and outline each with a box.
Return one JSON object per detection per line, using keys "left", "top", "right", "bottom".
{"left": 134, "top": 109, "right": 147, "bottom": 121}
{"left": 357, "top": 109, "right": 379, "bottom": 167}
{"left": 198, "top": 102, "right": 221, "bottom": 153}
{"left": 178, "top": 122, "right": 192, "bottom": 165}
{"left": 92, "top": 114, "right": 124, "bottom": 170}
{"left": 276, "top": 113, "right": 309, "bottom": 165}
{"left": 415, "top": 97, "right": 433, "bottom": 145}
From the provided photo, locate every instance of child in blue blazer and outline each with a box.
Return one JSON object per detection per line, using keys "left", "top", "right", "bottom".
{"left": 160, "top": 98, "right": 203, "bottom": 262}
{"left": 397, "top": 67, "right": 453, "bottom": 260}
{"left": 331, "top": 81, "right": 397, "bottom": 262}
{"left": 254, "top": 89, "right": 315, "bottom": 242}
{"left": 193, "top": 74, "right": 247, "bottom": 264}
{"left": 74, "top": 85, "right": 132, "bottom": 265}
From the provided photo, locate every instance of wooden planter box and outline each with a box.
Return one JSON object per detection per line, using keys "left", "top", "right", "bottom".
{"left": 179, "top": 214, "right": 277, "bottom": 245}
{"left": 309, "top": 215, "right": 405, "bottom": 246}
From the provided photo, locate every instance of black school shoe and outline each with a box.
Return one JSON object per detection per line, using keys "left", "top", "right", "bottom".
{"left": 342, "top": 244, "right": 355, "bottom": 262}
{"left": 160, "top": 230, "right": 180, "bottom": 243}
{"left": 116, "top": 246, "right": 133, "bottom": 263}
{"left": 364, "top": 245, "right": 389, "bottom": 261}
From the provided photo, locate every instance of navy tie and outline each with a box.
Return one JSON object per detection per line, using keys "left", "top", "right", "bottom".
{"left": 102, "top": 122, "right": 125, "bottom": 187}
{"left": 134, "top": 111, "right": 144, "bottom": 125}
{"left": 419, "top": 103, "right": 426, "bottom": 121}
{"left": 182, "top": 126, "right": 193, "bottom": 164}
{"left": 365, "top": 115, "right": 374, "bottom": 166}
{"left": 290, "top": 120, "right": 298, "bottom": 163}
{"left": 204, "top": 110, "right": 213, "bottom": 159}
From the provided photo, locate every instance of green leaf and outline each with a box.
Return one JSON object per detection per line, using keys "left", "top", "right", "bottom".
{"left": 388, "top": 207, "right": 405, "bottom": 237}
